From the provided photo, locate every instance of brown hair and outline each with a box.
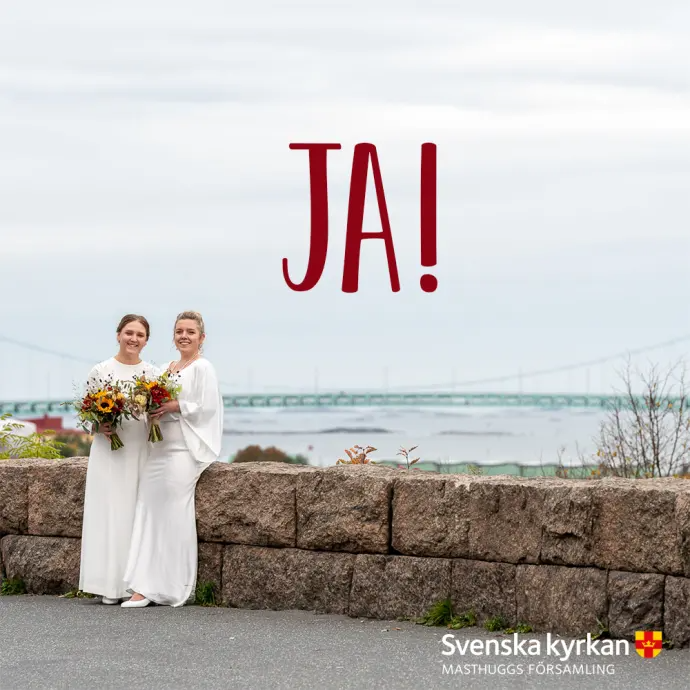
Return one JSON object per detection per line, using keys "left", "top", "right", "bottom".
{"left": 174, "top": 311, "right": 205, "bottom": 337}
{"left": 116, "top": 314, "right": 150, "bottom": 339}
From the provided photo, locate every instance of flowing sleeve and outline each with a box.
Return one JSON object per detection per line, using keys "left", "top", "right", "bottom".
{"left": 178, "top": 360, "right": 224, "bottom": 465}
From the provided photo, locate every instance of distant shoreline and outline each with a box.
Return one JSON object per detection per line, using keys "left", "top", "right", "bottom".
{"left": 223, "top": 427, "right": 515, "bottom": 437}
{"left": 224, "top": 427, "right": 392, "bottom": 435}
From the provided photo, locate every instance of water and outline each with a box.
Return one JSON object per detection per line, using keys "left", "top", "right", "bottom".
{"left": 52, "top": 405, "right": 607, "bottom": 467}
{"left": 220, "top": 405, "right": 608, "bottom": 467}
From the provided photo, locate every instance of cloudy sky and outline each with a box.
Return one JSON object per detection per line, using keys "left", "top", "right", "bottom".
{"left": 1, "top": 0, "right": 689, "bottom": 399}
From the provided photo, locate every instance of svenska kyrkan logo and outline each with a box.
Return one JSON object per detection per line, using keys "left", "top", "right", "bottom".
{"left": 634, "top": 631, "right": 663, "bottom": 658}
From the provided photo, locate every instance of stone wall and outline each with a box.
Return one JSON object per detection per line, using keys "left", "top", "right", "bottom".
{"left": 1, "top": 458, "right": 689, "bottom": 646}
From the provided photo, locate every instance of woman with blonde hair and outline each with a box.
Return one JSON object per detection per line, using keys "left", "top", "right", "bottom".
{"left": 122, "top": 311, "right": 223, "bottom": 608}
{"left": 79, "top": 314, "right": 157, "bottom": 604}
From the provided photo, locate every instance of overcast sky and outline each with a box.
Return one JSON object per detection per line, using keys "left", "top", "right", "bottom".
{"left": 1, "top": 0, "right": 689, "bottom": 399}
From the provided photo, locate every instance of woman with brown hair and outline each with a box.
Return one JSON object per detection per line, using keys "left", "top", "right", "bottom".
{"left": 122, "top": 311, "right": 223, "bottom": 608}
{"left": 79, "top": 314, "right": 157, "bottom": 604}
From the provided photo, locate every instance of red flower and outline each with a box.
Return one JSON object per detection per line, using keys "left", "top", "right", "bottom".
{"left": 150, "top": 386, "right": 170, "bottom": 405}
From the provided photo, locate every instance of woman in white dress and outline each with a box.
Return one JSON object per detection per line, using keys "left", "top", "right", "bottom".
{"left": 79, "top": 314, "right": 157, "bottom": 604}
{"left": 122, "top": 311, "right": 223, "bottom": 608}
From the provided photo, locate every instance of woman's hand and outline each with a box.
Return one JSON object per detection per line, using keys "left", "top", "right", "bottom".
{"left": 97, "top": 422, "right": 113, "bottom": 439}
{"left": 150, "top": 400, "right": 181, "bottom": 420}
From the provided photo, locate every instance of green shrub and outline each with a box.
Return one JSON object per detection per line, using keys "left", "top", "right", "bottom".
{"left": 504, "top": 623, "right": 533, "bottom": 634}
{"left": 62, "top": 589, "right": 96, "bottom": 599}
{"left": 414, "top": 599, "right": 534, "bottom": 634}
{"left": 232, "top": 445, "right": 308, "bottom": 465}
{"left": 416, "top": 598, "right": 455, "bottom": 626}
{"left": 194, "top": 581, "right": 218, "bottom": 607}
{"left": 0, "top": 414, "right": 65, "bottom": 460}
{"left": 484, "top": 615, "right": 509, "bottom": 632}
{"left": 449, "top": 610, "right": 477, "bottom": 630}
{"left": 1, "top": 577, "right": 26, "bottom": 595}
{"left": 55, "top": 433, "right": 93, "bottom": 458}
{"left": 412, "top": 599, "right": 477, "bottom": 630}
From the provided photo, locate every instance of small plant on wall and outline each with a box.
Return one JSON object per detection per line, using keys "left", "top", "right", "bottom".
{"left": 337, "top": 445, "right": 378, "bottom": 464}
{"left": 397, "top": 445, "right": 420, "bottom": 470}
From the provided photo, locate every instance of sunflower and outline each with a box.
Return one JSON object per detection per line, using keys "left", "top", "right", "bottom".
{"left": 145, "top": 381, "right": 157, "bottom": 390}
{"left": 97, "top": 398, "right": 114, "bottom": 413}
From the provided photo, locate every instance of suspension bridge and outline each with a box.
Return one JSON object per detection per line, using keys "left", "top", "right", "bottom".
{"left": 1, "top": 333, "right": 688, "bottom": 416}
{"left": 0, "top": 391, "right": 682, "bottom": 416}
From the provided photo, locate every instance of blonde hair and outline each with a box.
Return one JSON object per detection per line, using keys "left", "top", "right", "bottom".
{"left": 174, "top": 311, "right": 205, "bottom": 336}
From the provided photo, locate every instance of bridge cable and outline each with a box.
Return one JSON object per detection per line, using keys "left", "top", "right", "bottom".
{"left": 0, "top": 334, "right": 237, "bottom": 392}
{"left": 386, "top": 333, "right": 690, "bottom": 391}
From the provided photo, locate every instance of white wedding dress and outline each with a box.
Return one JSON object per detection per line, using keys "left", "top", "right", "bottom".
{"left": 123, "top": 357, "right": 223, "bottom": 606}
{"left": 79, "top": 357, "right": 158, "bottom": 599}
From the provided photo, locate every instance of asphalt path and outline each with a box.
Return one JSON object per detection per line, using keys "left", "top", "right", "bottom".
{"left": 0, "top": 596, "right": 687, "bottom": 689}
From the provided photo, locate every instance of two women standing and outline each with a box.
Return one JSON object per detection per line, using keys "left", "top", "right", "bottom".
{"left": 79, "top": 311, "right": 223, "bottom": 608}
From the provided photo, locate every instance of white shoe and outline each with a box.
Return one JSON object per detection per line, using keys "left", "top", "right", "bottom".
{"left": 121, "top": 597, "right": 151, "bottom": 608}
{"left": 102, "top": 597, "right": 120, "bottom": 605}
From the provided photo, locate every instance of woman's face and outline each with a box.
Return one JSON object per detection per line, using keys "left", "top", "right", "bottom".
{"left": 117, "top": 320, "right": 148, "bottom": 356}
{"left": 174, "top": 319, "right": 204, "bottom": 356}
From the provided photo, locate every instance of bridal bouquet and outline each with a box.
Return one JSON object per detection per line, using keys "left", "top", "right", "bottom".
{"left": 64, "top": 376, "right": 132, "bottom": 451}
{"left": 130, "top": 371, "right": 182, "bottom": 443}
